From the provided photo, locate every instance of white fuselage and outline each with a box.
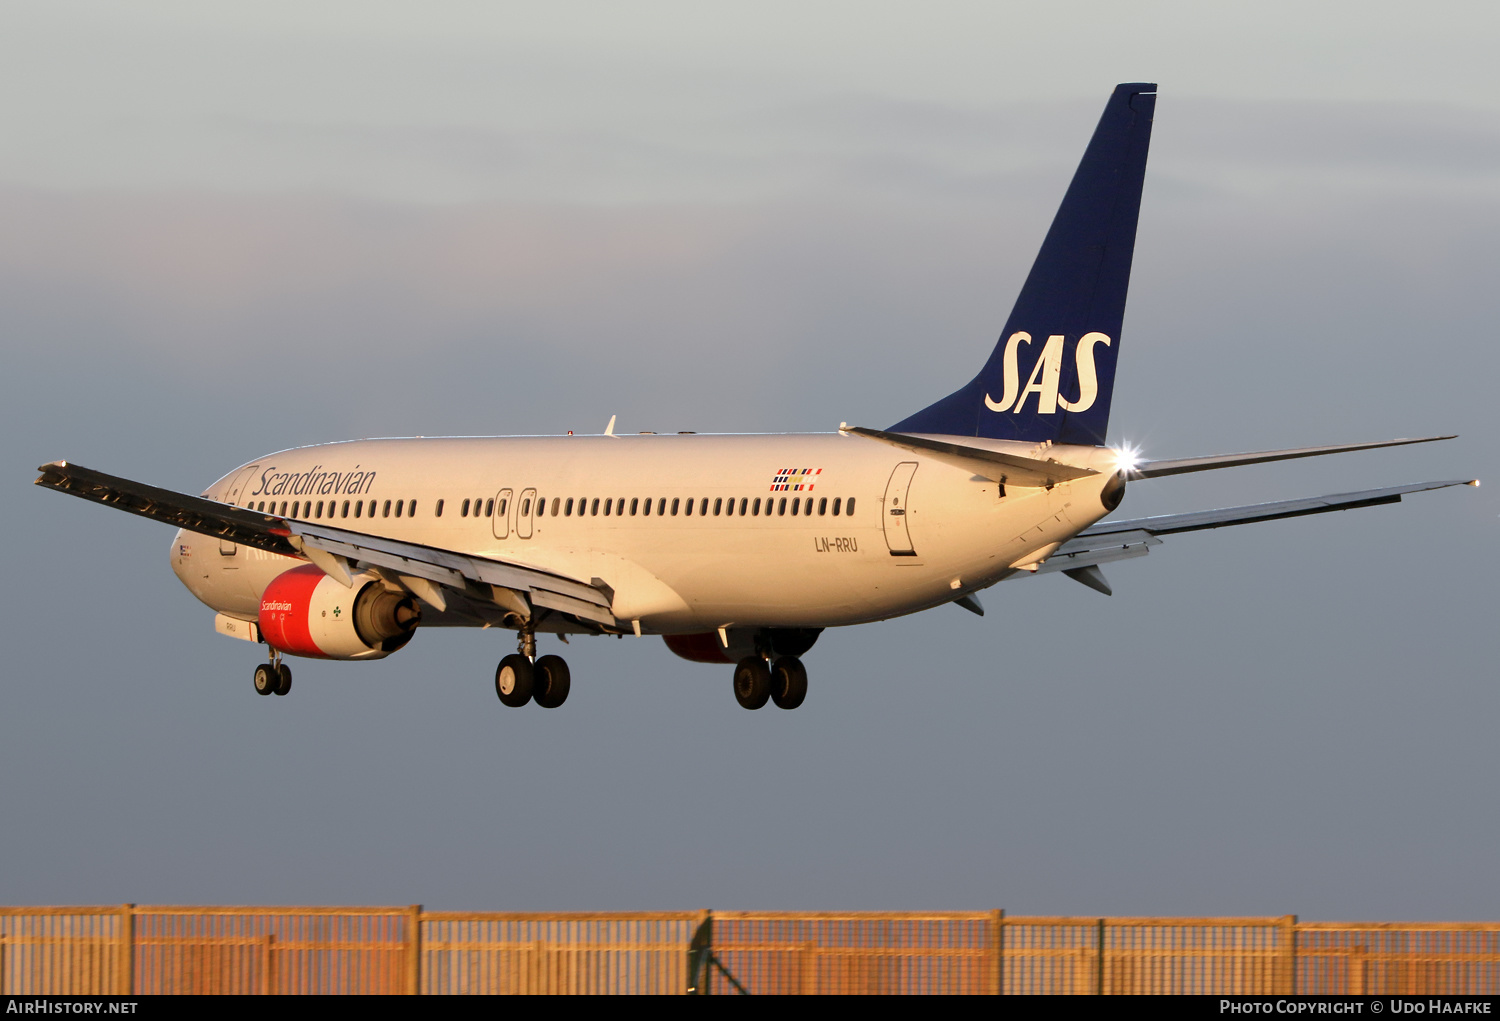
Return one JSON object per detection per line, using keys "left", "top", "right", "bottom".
{"left": 171, "top": 433, "right": 1124, "bottom": 634}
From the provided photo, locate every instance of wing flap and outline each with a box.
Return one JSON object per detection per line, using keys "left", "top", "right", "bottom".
{"left": 281, "top": 524, "right": 618, "bottom": 623}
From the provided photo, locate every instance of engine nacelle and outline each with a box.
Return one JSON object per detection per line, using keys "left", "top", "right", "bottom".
{"left": 259, "top": 565, "right": 419, "bottom": 660}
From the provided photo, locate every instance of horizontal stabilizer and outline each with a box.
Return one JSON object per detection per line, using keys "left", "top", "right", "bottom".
{"left": 1031, "top": 479, "right": 1475, "bottom": 581}
{"left": 1134, "top": 436, "right": 1455, "bottom": 479}
{"left": 845, "top": 427, "right": 1096, "bottom": 488}
{"left": 1080, "top": 479, "right": 1475, "bottom": 537}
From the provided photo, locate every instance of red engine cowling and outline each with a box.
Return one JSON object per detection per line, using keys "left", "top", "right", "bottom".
{"left": 259, "top": 565, "right": 420, "bottom": 660}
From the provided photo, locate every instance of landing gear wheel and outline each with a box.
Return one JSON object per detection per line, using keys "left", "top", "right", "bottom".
{"left": 495, "top": 654, "right": 534, "bottom": 707}
{"left": 533, "top": 655, "right": 571, "bottom": 708}
{"left": 274, "top": 663, "right": 293, "bottom": 696}
{"left": 771, "top": 656, "right": 807, "bottom": 710}
{"left": 253, "top": 663, "right": 276, "bottom": 696}
{"left": 733, "top": 656, "right": 771, "bottom": 710}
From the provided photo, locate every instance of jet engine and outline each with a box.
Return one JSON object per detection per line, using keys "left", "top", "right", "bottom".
{"left": 258, "top": 564, "right": 419, "bottom": 660}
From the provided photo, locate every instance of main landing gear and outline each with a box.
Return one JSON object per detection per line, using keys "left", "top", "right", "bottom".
{"left": 253, "top": 649, "right": 292, "bottom": 697}
{"left": 494, "top": 628, "right": 570, "bottom": 708}
{"left": 733, "top": 655, "right": 807, "bottom": 710}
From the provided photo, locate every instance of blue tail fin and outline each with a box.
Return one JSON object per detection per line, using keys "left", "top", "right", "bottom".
{"left": 891, "top": 83, "right": 1156, "bottom": 446}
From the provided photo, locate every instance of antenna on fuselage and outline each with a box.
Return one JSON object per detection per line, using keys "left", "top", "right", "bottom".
{"left": 604, "top": 414, "right": 617, "bottom": 436}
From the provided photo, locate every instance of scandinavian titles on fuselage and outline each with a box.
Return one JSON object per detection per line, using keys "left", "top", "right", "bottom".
{"left": 250, "top": 464, "right": 377, "bottom": 498}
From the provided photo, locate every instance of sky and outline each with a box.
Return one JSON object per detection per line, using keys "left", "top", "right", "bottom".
{"left": 1, "top": 2, "right": 1497, "bottom": 921}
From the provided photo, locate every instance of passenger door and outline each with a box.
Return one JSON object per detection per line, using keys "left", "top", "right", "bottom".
{"left": 492, "top": 488, "right": 513, "bottom": 539}
{"left": 881, "top": 462, "right": 919, "bottom": 557}
{"left": 516, "top": 488, "right": 538, "bottom": 539}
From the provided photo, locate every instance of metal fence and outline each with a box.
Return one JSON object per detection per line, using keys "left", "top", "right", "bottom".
{"left": 3, "top": 906, "right": 1499, "bottom": 995}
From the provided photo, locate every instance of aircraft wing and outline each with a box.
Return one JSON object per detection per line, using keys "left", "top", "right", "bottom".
{"left": 1035, "top": 479, "right": 1476, "bottom": 578}
{"left": 33, "top": 461, "right": 618, "bottom": 627}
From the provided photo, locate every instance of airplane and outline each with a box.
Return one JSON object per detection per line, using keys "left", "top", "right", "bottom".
{"left": 34, "top": 83, "right": 1477, "bottom": 712}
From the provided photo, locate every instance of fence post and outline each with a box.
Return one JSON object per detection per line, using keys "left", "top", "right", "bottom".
{"left": 1280, "top": 915, "right": 1297, "bottom": 995}
{"left": 1096, "top": 918, "right": 1106, "bottom": 995}
{"left": 260, "top": 934, "right": 275, "bottom": 995}
{"left": 686, "top": 910, "right": 712, "bottom": 994}
{"left": 990, "top": 910, "right": 1004, "bottom": 995}
{"left": 118, "top": 904, "right": 134, "bottom": 996}
{"left": 407, "top": 905, "right": 423, "bottom": 995}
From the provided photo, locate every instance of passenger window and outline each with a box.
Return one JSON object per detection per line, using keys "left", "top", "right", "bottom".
{"left": 551, "top": 498, "right": 559, "bottom": 516}
{"left": 684, "top": 498, "right": 692, "bottom": 516}
{"left": 630, "top": 498, "right": 639, "bottom": 515}
{"left": 410, "top": 501, "right": 418, "bottom": 516}
{"left": 291, "top": 501, "right": 299, "bottom": 518}
{"left": 565, "top": 498, "right": 574, "bottom": 516}
{"left": 699, "top": 498, "right": 708, "bottom": 516}
{"left": 657, "top": 498, "right": 667, "bottom": 515}
{"left": 354, "top": 501, "right": 362, "bottom": 518}
{"left": 642, "top": 498, "right": 652, "bottom": 516}
{"left": 778, "top": 498, "right": 787, "bottom": 516}
{"left": 603, "top": 498, "right": 611, "bottom": 516}
{"left": 752, "top": 498, "right": 761, "bottom": 515}
{"left": 832, "top": 497, "right": 841, "bottom": 516}
{"left": 315, "top": 501, "right": 324, "bottom": 518}
{"left": 436, "top": 499, "right": 444, "bottom": 517}
{"left": 394, "top": 500, "right": 403, "bottom": 518}
{"left": 846, "top": 498, "right": 855, "bottom": 516}
{"left": 804, "top": 499, "right": 813, "bottom": 516}
{"left": 737, "top": 497, "right": 746, "bottom": 516}
{"left": 487, "top": 498, "right": 496, "bottom": 517}
{"left": 818, "top": 497, "right": 827, "bottom": 515}
{"left": 791, "top": 497, "right": 799, "bottom": 515}
{"left": 522, "top": 498, "right": 532, "bottom": 517}
{"left": 341, "top": 500, "right": 350, "bottom": 518}
{"left": 385, "top": 500, "right": 394, "bottom": 518}
{"left": 591, "top": 498, "right": 600, "bottom": 516}
{"left": 713, "top": 497, "right": 722, "bottom": 516}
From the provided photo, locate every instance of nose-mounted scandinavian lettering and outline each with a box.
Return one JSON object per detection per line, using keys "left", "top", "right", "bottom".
{"left": 984, "top": 331, "right": 1113, "bottom": 415}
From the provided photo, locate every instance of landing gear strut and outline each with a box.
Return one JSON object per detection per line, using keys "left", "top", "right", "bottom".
{"left": 494, "top": 626, "right": 570, "bottom": 708}
{"left": 254, "top": 649, "right": 292, "bottom": 696}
